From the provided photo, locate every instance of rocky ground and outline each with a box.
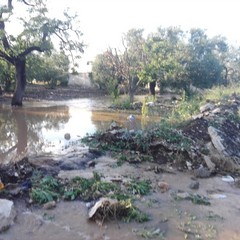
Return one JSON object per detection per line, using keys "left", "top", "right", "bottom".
{"left": 1, "top": 85, "right": 240, "bottom": 239}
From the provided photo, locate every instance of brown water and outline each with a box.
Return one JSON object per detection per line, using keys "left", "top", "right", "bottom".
{"left": 0, "top": 98, "right": 159, "bottom": 164}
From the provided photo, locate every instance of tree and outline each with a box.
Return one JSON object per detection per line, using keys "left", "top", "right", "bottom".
{"left": 0, "top": 0, "right": 84, "bottom": 106}
{"left": 121, "top": 28, "right": 145, "bottom": 102}
{"left": 187, "top": 28, "right": 226, "bottom": 88}
{"left": 91, "top": 52, "right": 120, "bottom": 98}
{"left": 139, "top": 27, "right": 189, "bottom": 95}
{"left": 92, "top": 29, "right": 146, "bottom": 102}
{"left": 27, "top": 51, "right": 70, "bottom": 87}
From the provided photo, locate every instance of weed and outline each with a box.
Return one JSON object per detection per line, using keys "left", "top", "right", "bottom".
{"left": 63, "top": 175, "right": 120, "bottom": 201}
{"left": 206, "top": 211, "right": 224, "bottom": 221}
{"left": 30, "top": 175, "right": 63, "bottom": 204}
{"left": 189, "top": 193, "right": 211, "bottom": 206}
{"left": 134, "top": 227, "right": 165, "bottom": 239}
{"left": 121, "top": 199, "right": 150, "bottom": 223}
{"left": 127, "top": 179, "right": 151, "bottom": 196}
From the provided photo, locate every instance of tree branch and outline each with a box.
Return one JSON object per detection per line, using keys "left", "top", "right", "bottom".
{"left": 21, "top": 0, "right": 35, "bottom": 7}
{"left": 0, "top": 49, "right": 14, "bottom": 64}
{"left": 19, "top": 46, "right": 44, "bottom": 57}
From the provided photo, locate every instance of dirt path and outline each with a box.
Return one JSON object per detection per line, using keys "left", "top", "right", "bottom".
{"left": 1, "top": 156, "right": 240, "bottom": 240}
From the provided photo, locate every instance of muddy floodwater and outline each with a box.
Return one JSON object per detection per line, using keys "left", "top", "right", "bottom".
{"left": 0, "top": 97, "right": 159, "bottom": 164}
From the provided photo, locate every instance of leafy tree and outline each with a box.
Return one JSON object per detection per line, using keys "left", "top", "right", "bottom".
{"left": 0, "top": 59, "right": 15, "bottom": 91}
{"left": 121, "top": 28, "right": 145, "bottom": 102}
{"left": 92, "top": 29, "right": 145, "bottom": 102}
{"left": 0, "top": 0, "right": 84, "bottom": 106}
{"left": 91, "top": 52, "right": 119, "bottom": 98}
{"left": 27, "top": 51, "right": 70, "bottom": 87}
{"left": 187, "top": 28, "right": 226, "bottom": 88}
{"left": 219, "top": 45, "right": 240, "bottom": 84}
{"left": 139, "top": 27, "right": 189, "bottom": 94}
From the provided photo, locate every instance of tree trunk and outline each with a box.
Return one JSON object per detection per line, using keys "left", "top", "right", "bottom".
{"left": 149, "top": 81, "right": 156, "bottom": 96}
{"left": 128, "top": 76, "right": 134, "bottom": 103}
{"left": 11, "top": 57, "right": 26, "bottom": 106}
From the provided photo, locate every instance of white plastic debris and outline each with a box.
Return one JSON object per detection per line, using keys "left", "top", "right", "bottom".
{"left": 221, "top": 175, "right": 234, "bottom": 183}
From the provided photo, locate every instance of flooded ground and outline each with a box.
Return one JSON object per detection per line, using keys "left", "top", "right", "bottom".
{"left": 0, "top": 97, "right": 159, "bottom": 164}
{"left": 1, "top": 156, "right": 240, "bottom": 240}
{"left": 1, "top": 91, "right": 240, "bottom": 240}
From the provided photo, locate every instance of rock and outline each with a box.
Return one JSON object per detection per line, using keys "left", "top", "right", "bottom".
{"left": 189, "top": 181, "right": 199, "bottom": 190}
{"left": 212, "top": 107, "right": 221, "bottom": 114}
{"left": 43, "top": 201, "right": 56, "bottom": 210}
{"left": 202, "top": 155, "right": 216, "bottom": 172}
{"left": 200, "top": 103, "right": 215, "bottom": 113}
{"left": 194, "top": 166, "right": 211, "bottom": 178}
{"left": 158, "top": 181, "right": 169, "bottom": 193}
{"left": 208, "top": 126, "right": 226, "bottom": 153}
{"left": 175, "top": 191, "right": 191, "bottom": 200}
{"left": 234, "top": 179, "right": 240, "bottom": 188}
{"left": 64, "top": 133, "right": 71, "bottom": 140}
{"left": 88, "top": 160, "right": 96, "bottom": 168}
{"left": 192, "top": 113, "right": 203, "bottom": 119}
{"left": 0, "top": 199, "right": 16, "bottom": 232}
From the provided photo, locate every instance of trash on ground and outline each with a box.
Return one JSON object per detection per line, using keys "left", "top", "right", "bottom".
{"left": 221, "top": 175, "right": 234, "bottom": 183}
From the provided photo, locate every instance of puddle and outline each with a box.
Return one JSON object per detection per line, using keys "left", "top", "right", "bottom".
{"left": 0, "top": 98, "right": 159, "bottom": 164}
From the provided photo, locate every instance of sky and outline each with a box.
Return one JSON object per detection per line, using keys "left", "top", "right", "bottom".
{"left": 20, "top": 0, "right": 240, "bottom": 72}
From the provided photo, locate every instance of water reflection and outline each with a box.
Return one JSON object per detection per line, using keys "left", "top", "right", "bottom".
{"left": 0, "top": 98, "right": 160, "bottom": 164}
{"left": 0, "top": 103, "right": 70, "bottom": 163}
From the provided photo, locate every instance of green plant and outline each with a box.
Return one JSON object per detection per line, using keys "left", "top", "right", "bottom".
{"left": 30, "top": 176, "right": 63, "bottom": 204}
{"left": 63, "top": 175, "right": 120, "bottom": 201}
{"left": 120, "top": 199, "right": 150, "bottom": 223}
{"left": 127, "top": 179, "right": 151, "bottom": 196}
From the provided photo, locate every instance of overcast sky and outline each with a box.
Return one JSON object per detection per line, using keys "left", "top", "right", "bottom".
{"left": 46, "top": 0, "right": 240, "bottom": 71}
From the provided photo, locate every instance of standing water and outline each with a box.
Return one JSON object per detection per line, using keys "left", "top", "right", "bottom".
{"left": 0, "top": 97, "right": 159, "bottom": 164}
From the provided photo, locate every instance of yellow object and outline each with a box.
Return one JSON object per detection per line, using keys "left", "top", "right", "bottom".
{"left": 0, "top": 182, "right": 4, "bottom": 190}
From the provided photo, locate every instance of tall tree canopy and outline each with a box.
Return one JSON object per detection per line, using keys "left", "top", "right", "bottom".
{"left": 0, "top": 0, "right": 84, "bottom": 106}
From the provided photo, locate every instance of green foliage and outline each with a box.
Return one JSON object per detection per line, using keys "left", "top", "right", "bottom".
{"left": 30, "top": 175, "right": 63, "bottom": 204}
{"left": 91, "top": 53, "right": 119, "bottom": 97}
{"left": 63, "top": 174, "right": 119, "bottom": 201}
{"left": 127, "top": 179, "right": 151, "bottom": 196}
{"left": 112, "top": 96, "right": 132, "bottom": 109}
{"left": 29, "top": 172, "right": 150, "bottom": 223}
{"left": 121, "top": 199, "right": 150, "bottom": 223}
{"left": 204, "top": 84, "right": 240, "bottom": 102}
{"left": 92, "top": 26, "right": 240, "bottom": 96}
{"left": 0, "top": 0, "right": 84, "bottom": 105}
{"left": 0, "top": 60, "right": 15, "bottom": 91}
{"left": 139, "top": 26, "right": 190, "bottom": 92}
{"left": 27, "top": 51, "right": 70, "bottom": 87}
{"left": 170, "top": 95, "right": 201, "bottom": 122}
